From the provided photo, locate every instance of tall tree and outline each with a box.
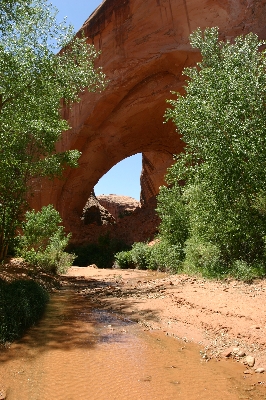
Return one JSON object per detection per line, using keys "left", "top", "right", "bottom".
{"left": 161, "top": 28, "right": 266, "bottom": 276}
{"left": 0, "top": 0, "right": 106, "bottom": 259}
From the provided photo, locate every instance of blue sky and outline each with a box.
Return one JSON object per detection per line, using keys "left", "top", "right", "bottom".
{"left": 51, "top": 0, "right": 142, "bottom": 200}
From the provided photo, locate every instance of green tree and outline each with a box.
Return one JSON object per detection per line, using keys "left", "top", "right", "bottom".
{"left": 0, "top": 0, "right": 106, "bottom": 259}
{"left": 17, "top": 205, "right": 75, "bottom": 274}
{"left": 161, "top": 28, "right": 266, "bottom": 277}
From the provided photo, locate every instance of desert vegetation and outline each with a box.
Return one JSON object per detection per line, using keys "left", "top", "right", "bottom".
{"left": 16, "top": 205, "right": 75, "bottom": 274}
{"left": 0, "top": 0, "right": 105, "bottom": 342}
{"left": 115, "top": 28, "right": 266, "bottom": 282}
{"left": 0, "top": 278, "right": 49, "bottom": 343}
{"left": 0, "top": 0, "right": 105, "bottom": 260}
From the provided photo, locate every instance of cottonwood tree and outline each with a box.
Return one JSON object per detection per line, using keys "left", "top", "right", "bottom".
{"left": 160, "top": 28, "right": 266, "bottom": 278}
{"left": 0, "top": 0, "right": 106, "bottom": 259}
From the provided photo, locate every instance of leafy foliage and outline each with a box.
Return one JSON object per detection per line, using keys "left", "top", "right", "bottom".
{"left": 0, "top": 0, "right": 106, "bottom": 259}
{"left": 129, "top": 242, "right": 152, "bottom": 270}
{"left": 17, "top": 205, "right": 75, "bottom": 274}
{"left": 146, "top": 240, "right": 183, "bottom": 272}
{"left": 114, "top": 250, "right": 134, "bottom": 269}
{"left": 114, "top": 239, "right": 183, "bottom": 272}
{"left": 0, "top": 278, "right": 49, "bottom": 343}
{"left": 159, "top": 27, "right": 266, "bottom": 279}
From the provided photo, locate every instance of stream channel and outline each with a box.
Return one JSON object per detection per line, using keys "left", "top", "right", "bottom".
{"left": 0, "top": 270, "right": 265, "bottom": 400}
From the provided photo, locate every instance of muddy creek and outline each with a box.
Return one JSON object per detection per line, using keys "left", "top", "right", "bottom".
{"left": 0, "top": 269, "right": 265, "bottom": 400}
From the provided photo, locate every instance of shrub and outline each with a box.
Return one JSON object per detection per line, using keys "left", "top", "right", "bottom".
{"left": 17, "top": 205, "right": 75, "bottom": 274}
{"left": 183, "top": 237, "right": 224, "bottom": 278}
{"left": 114, "top": 239, "right": 184, "bottom": 272}
{"left": 114, "top": 250, "right": 134, "bottom": 269}
{"left": 114, "top": 242, "right": 151, "bottom": 270}
{"left": 130, "top": 242, "right": 152, "bottom": 269}
{"left": 230, "top": 260, "right": 265, "bottom": 282}
{"left": 0, "top": 279, "right": 49, "bottom": 343}
{"left": 148, "top": 240, "right": 184, "bottom": 272}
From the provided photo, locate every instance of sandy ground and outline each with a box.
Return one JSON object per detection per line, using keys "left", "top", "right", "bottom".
{"left": 3, "top": 263, "right": 266, "bottom": 399}
{"left": 65, "top": 265, "right": 266, "bottom": 372}
{"left": 1, "top": 259, "right": 266, "bottom": 376}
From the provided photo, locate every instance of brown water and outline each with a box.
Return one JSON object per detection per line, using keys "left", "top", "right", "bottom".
{"left": 0, "top": 289, "right": 265, "bottom": 400}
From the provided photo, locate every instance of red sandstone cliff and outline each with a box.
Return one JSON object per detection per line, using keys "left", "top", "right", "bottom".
{"left": 29, "top": 0, "right": 266, "bottom": 245}
{"left": 73, "top": 195, "right": 159, "bottom": 246}
{"left": 81, "top": 194, "right": 116, "bottom": 225}
{"left": 97, "top": 194, "right": 140, "bottom": 220}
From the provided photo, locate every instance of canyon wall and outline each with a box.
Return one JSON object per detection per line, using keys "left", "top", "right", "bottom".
{"left": 97, "top": 195, "right": 140, "bottom": 220}
{"left": 30, "top": 0, "right": 266, "bottom": 244}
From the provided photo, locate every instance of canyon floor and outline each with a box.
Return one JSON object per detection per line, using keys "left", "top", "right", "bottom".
{"left": 65, "top": 266, "right": 266, "bottom": 373}
{"left": 1, "top": 260, "right": 266, "bottom": 398}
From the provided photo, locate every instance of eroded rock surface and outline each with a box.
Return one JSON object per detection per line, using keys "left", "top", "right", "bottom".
{"left": 71, "top": 195, "right": 159, "bottom": 247}
{"left": 97, "top": 194, "right": 140, "bottom": 220}
{"left": 29, "top": 0, "right": 266, "bottom": 245}
{"left": 81, "top": 193, "right": 115, "bottom": 226}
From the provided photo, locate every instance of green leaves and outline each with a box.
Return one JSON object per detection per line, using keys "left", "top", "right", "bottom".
{"left": 0, "top": 279, "right": 49, "bottom": 343}
{"left": 17, "top": 205, "right": 74, "bottom": 274}
{"left": 0, "top": 0, "right": 106, "bottom": 259}
{"left": 160, "top": 28, "right": 266, "bottom": 277}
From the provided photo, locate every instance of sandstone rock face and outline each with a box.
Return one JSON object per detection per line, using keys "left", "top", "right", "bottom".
{"left": 97, "top": 194, "right": 140, "bottom": 220}
{"left": 72, "top": 195, "right": 160, "bottom": 247}
{"left": 140, "top": 151, "right": 174, "bottom": 205}
{"left": 76, "top": 194, "right": 154, "bottom": 247}
{"left": 30, "top": 0, "right": 266, "bottom": 244}
{"left": 81, "top": 193, "right": 115, "bottom": 226}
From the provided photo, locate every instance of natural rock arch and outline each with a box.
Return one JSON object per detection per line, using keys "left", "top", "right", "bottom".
{"left": 31, "top": 0, "right": 266, "bottom": 241}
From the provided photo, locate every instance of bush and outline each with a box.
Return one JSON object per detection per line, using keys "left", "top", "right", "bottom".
{"left": 114, "top": 242, "right": 151, "bottom": 270}
{"left": 114, "top": 239, "right": 184, "bottom": 272}
{"left": 230, "top": 260, "right": 265, "bottom": 282}
{"left": 129, "top": 242, "right": 152, "bottom": 269}
{"left": 114, "top": 250, "right": 134, "bottom": 269}
{"left": 0, "top": 279, "right": 49, "bottom": 343}
{"left": 183, "top": 237, "right": 224, "bottom": 278}
{"left": 148, "top": 240, "right": 184, "bottom": 272}
{"left": 17, "top": 205, "right": 75, "bottom": 274}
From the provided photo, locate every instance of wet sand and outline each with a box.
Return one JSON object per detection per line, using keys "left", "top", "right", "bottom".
{"left": 68, "top": 266, "right": 266, "bottom": 367}
{"left": 1, "top": 266, "right": 266, "bottom": 399}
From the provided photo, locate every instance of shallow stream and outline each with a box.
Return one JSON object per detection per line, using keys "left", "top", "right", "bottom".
{"left": 0, "top": 286, "right": 265, "bottom": 399}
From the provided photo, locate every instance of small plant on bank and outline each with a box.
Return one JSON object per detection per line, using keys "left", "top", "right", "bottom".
{"left": 147, "top": 239, "right": 184, "bottom": 272}
{"left": 114, "top": 239, "right": 183, "bottom": 272}
{"left": 129, "top": 242, "right": 152, "bottom": 269}
{"left": 230, "top": 260, "right": 265, "bottom": 283}
{"left": 17, "top": 205, "right": 75, "bottom": 274}
{"left": 0, "top": 278, "right": 49, "bottom": 343}
{"left": 114, "top": 250, "right": 134, "bottom": 269}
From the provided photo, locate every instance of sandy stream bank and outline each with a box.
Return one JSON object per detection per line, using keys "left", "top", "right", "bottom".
{"left": 1, "top": 261, "right": 266, "bottom": 399}
{"left": 66, "top": 266, "right": 266, "bottom": 370}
